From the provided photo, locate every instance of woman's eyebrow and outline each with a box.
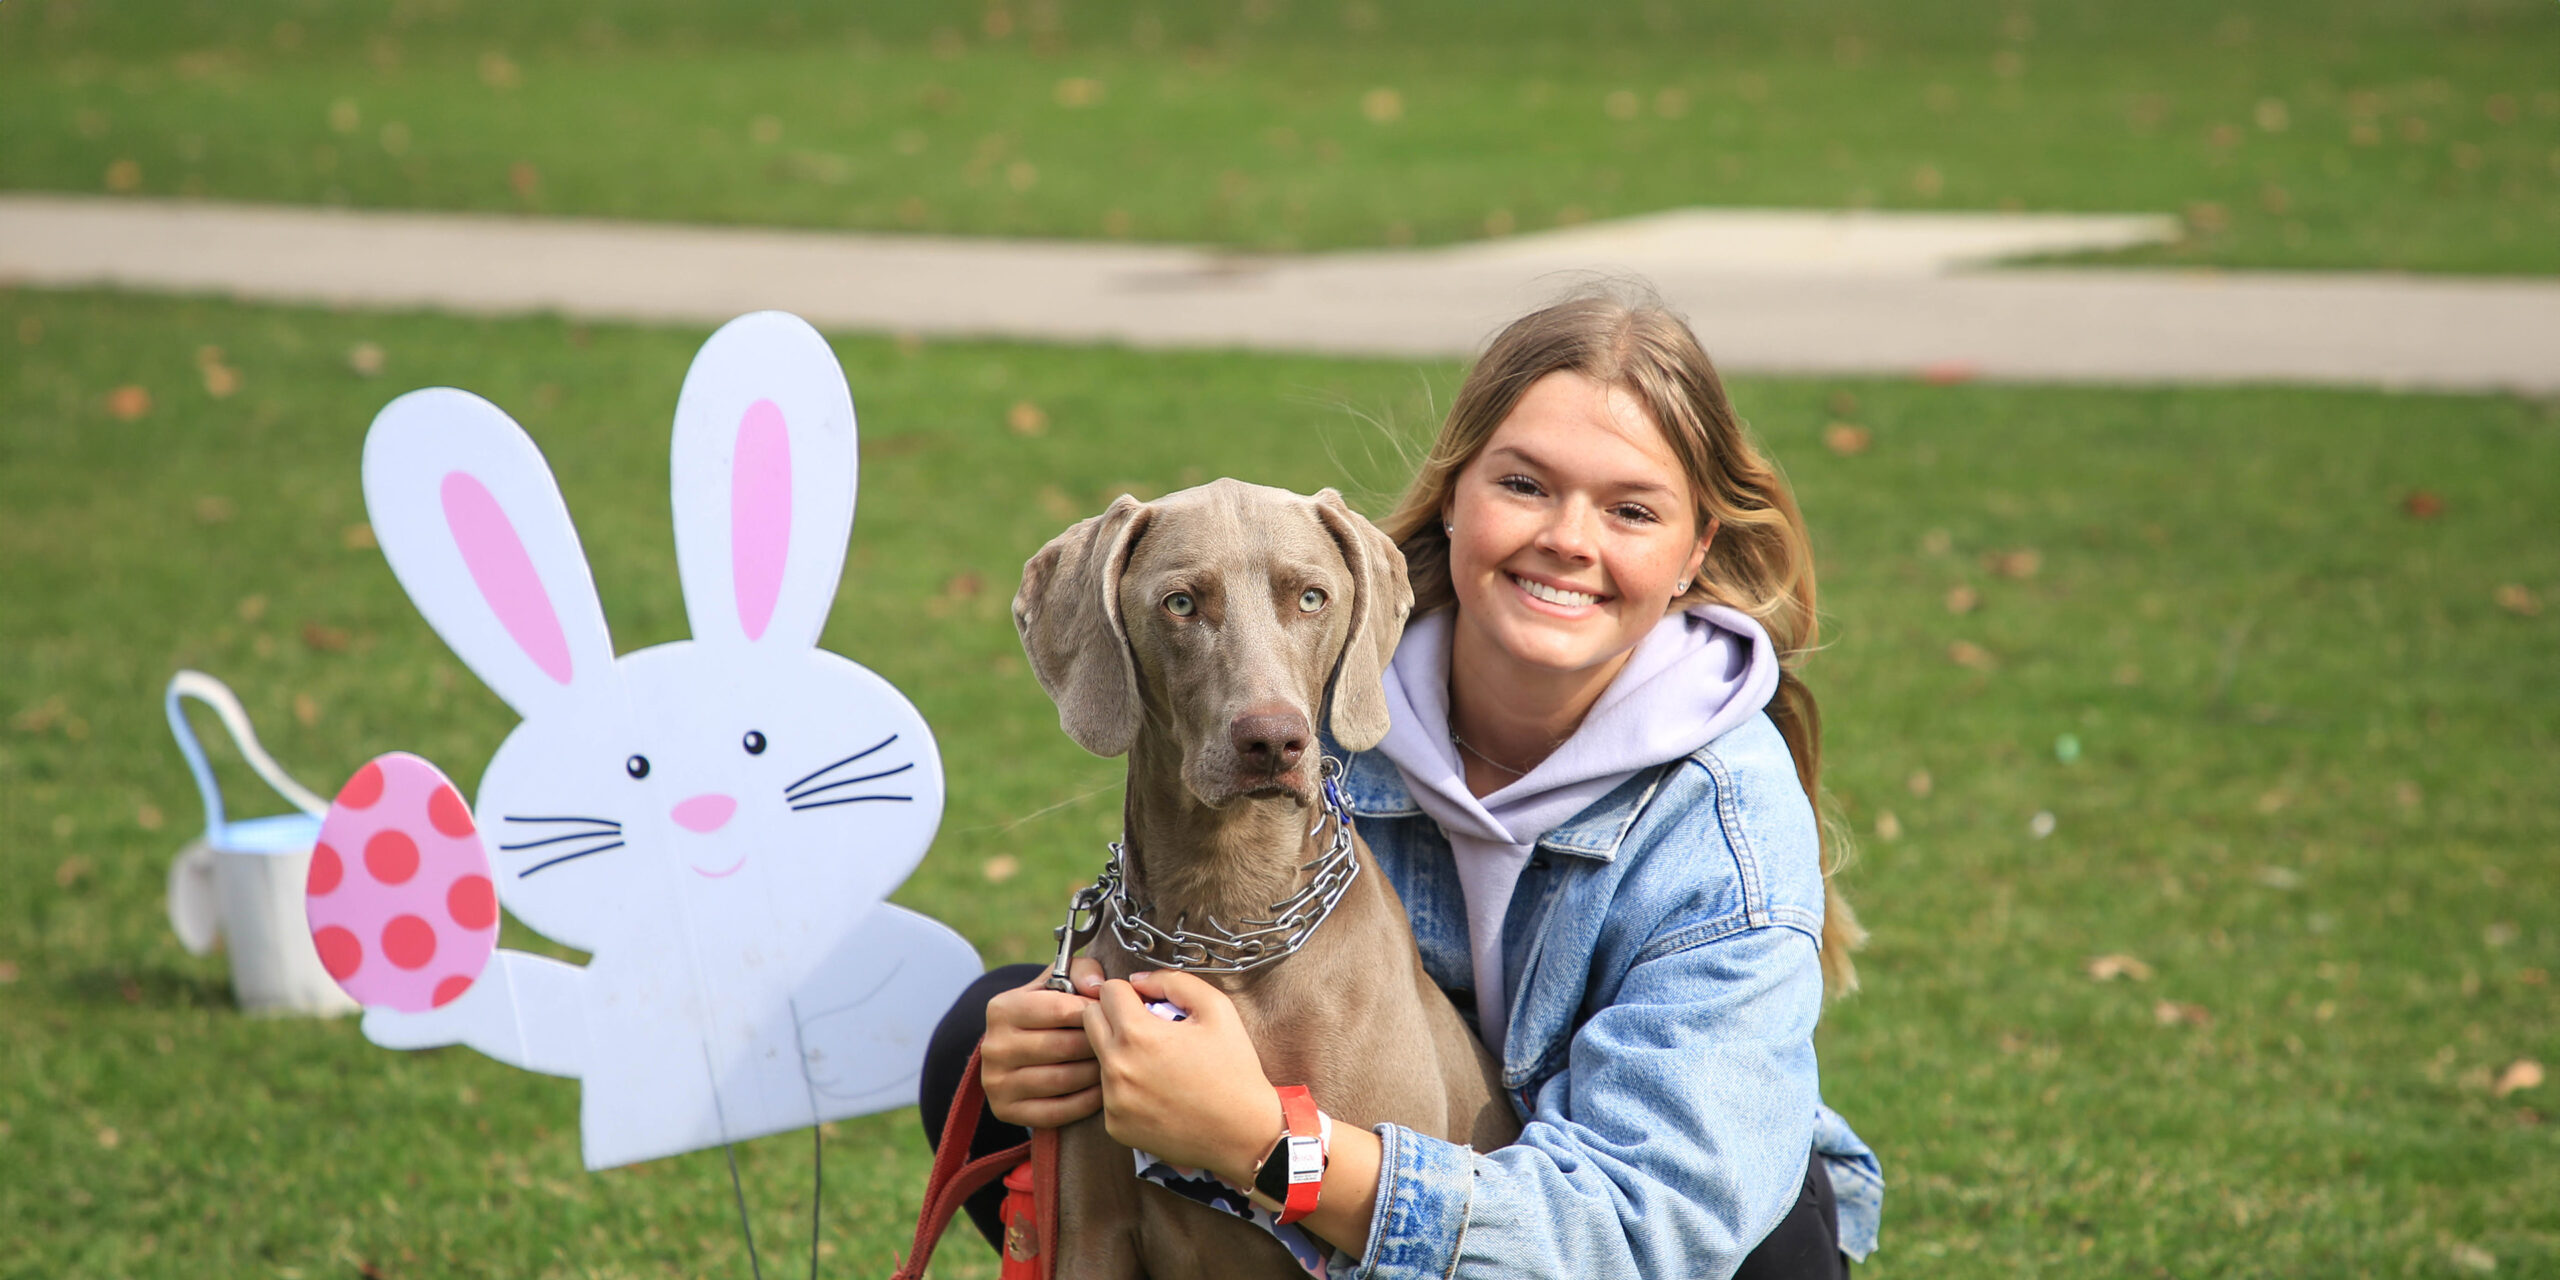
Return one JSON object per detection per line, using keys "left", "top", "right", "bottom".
{"left": 1484, "top": 445, "right": 1679, "bottom": 499}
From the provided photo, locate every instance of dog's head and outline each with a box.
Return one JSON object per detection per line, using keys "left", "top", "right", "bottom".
{"left": 1014, "top": 479, "right": 1411, "bottom": 808}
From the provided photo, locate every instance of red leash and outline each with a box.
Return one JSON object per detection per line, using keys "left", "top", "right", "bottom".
{"left": 892, "top": 1045, "right": 1058, "bottom": 1280}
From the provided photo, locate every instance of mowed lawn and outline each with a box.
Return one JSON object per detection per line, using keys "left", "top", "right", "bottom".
{"left": 2, "top": 287, "right": 2554, "bottom": 1276}
{"left": 4, "top": 0, "right": 2559, "bottom": 273}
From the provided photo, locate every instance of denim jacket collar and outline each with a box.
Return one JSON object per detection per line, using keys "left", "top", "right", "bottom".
{"left": 1336, "top": 745, "right": 1664, "bottom": 863}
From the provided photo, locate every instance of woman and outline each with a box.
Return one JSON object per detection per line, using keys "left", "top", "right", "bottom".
{"left": 927, "top": 287, "right": 1883, "bottom": 1277}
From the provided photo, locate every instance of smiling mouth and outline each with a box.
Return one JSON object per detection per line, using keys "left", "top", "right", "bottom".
{"left": 691, "top": 855, "right": 748, "bottom": 879}
{"left": 1510, "top": 573, "right": 1608, "bottom": 609}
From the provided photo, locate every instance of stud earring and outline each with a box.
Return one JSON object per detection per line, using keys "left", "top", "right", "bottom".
{"left": 1675, "top": 579, "right": 1693, "bottom": 593}
{"left": 1443, "top": 520, "right": 1455, "bottom": 536}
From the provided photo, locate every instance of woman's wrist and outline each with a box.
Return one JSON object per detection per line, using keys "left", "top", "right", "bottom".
{"left": 1220, "top": 1086, "right": 1289, "bottom": 1188}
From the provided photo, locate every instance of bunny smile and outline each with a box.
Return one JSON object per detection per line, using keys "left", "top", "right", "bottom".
{"left": 691, "top": 854, "right": 749, "bottom": 879}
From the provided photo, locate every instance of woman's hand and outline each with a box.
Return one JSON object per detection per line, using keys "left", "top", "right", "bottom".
{"left": 1083, "top": 970, "right": 1285, "bottom": 1186}
{"left": 980, "top": 958, "right": 1105, "bottom": 1128}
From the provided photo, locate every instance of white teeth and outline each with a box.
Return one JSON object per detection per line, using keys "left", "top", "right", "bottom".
{"left": 1514, "top": 575, "right": 1600, "bottom": 607}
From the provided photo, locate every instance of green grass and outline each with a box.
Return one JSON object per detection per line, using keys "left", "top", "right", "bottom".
{"left": 4, "top": 0, "right": 2558, "bottom": 273}
{"left": 4, "top": 286, "right": 2556, "bottom": 1276}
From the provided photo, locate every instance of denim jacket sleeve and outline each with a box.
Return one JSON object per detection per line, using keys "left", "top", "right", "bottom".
{"left": 1357, "top": 920, "right": 1824, "bottom": 1280}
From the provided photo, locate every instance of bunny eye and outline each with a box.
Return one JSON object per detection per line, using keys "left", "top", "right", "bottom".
{"left": 742, "top": 730, "right": 768, "bottom": 755}
{"left": 1299, "top": 587, "right": 1328, "bottom": 613}
{"left": 1163, "top": 592, "right": 1196, "bottom": 617}
{"left": 625, "top": 754, "right": 651, "bottom": 779}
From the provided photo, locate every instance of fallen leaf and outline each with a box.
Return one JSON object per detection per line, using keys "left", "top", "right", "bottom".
{"left": 2448, "top": 1242, "right": 2498, "bottom": 1273}
{"left": 2086, "top": 954, "right": 2154, "bottom": 982}
{"left": 2493, "top": 1059, "right": 2544, "bottom": 1098}
{"left": 12, "top": 697, "right": 68, "bottom": 734}
{"left": 2515, "top": 968, "right": 2547, "bottom": 986}
{"left": 2403, "top": 489, "right": 2444, "bottom": 519}
{"left": 54, "top": 856, "right": 91, "bottom": 889}
{"left": 347, "top": 342, "right": 386, "bottom": 377}
{"left": 2028, "top": 810, "right": 2057, "bottom": 838}
{"left": 942, "top": 571, "right": 985, "bottom": 599}
{"left": 2494, "top": 584, "right": 2540, "bottom": 616}
{"left": 1944, "top": 584, "right": 1979, "bottom": 614}
{"left": 1874, "top": 810, "right": 1902, "bottom": 841}
{"left": 2485, "top": 921, "right": 2520, "bottom": 948}
{"left": 2254, "top": 866, "right": 2303, "bottom": 890}
{"left": 1920, "top": 361, "right": 1978, "bottom": 385}
{"left": 299, "top": 622, "right": 351, "bottom": 653}
{"left": 293, "top": 693, "right": 320, "bottom": 727}
{"left": 982, "top": 855, "right": 1020, "bottom": 883}
{"left": 342, "top": 522, "right": 377, "bottom": 550}
{"left": 1822, "top": 423, "right": 1871, "bottom": 456}
{"left": 194, "top": 496, "right": 235, "bottom": 524}
{"left": 1007, "top": 401, "right": 1049, "bottom": 436}
{"left": 478, "top": 50, "right": 521, "bottom": 90}
{"left": 2255, "top": 788, "right": 2290, "bottom": 814}
{"left": 135, "top": 803, "right": 164, "bottom": 831}
{"left": 201, "top": 363, "right": 240, "bottom": 398}
{"left": 95, "top": 1126, "right": 120, "bottom": 1150}
{"left": 508, "top": 161, "right": 540, "bottom": 199}
{"left": 1985, "top": 548, "right": 2041, "bottom": 579}
{"left": 106, "top": 385, "right": 153, "bottom": 420}
{"left": 1905, "top": 769, "right": 1933, "bottom": 797}
{"left": 1363, "top": 87, "right": 1405, "bottom": 124}
{"left": 2153, "top": 999, "right": 2211, "bottom": 1027}
{"left": 1054, "top": 77, "right": 1105, "bottom": 108}
{"left": 1947, "top": 639, "right": 1995, "bottom": 670}
{"left": 1920, "top": 529, "right": 1952, "bottom": 556}
{"left": 2396, "top": 780, "right": 2423, "bottom": 809}
{"left": 105, "top": 158, "right": 142, "bottom": 192}
{"left": 0, "top": 961, "right": 17, "bottom": 984}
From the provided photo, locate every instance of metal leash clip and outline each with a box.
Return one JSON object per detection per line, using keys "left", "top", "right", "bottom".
{"left": 1046, "top": 877, "right": 1108, "bottom": 994}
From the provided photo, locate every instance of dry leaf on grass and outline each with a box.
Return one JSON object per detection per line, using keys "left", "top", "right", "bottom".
{"left": 54, "top": 856, "right": 91, "bottom": 889}
{"left": 299, "top": 622, "right": 351, "bottom": 653}
{"left": 1007, "top": 401, "right": 1049, "bottom": 436}
{"left": 2493, "top": 1059, "right": 2544, "bottom": 1098}
{"left": 2494, "top": 584, "right": 2541, "bottom": 616}
{"left": 1822, "top": 423, "right": 1871, "bottom": 456}
{"left": 1944, "top": 584, "right": 1980, "bottom": 614}
{"left": 1985, "top": 549, "right": 2041, "bottom": 580}
{"left": 2153, "top": 999, "right": 2212, "bottom": 1027}
{"left": 2402, "top": 489, "right": 2445, "bottom": 519}
{"left": 1906, "top": 769, "right": 1933, "bottom": 797}
{"left": 136, "top": 803, "right": 165, "bottom": 831}
{"left": 106, "top": 385, "right": 153, "bottom": 420}
{"left": 1947, "top": 640, "right": 1996, "bottom": 670}
{"left": 347, "top": 342, "right": 386, "bottom": 376}
{"left": 2087, "top": 954, "right": 2153, "bottom": 982}
{"left": 294, "top": 693, "right": 321, "bottom": 727}
{"left": 982, "top": 855, "right": 1020, "bottom": 883}
{"left": 194, "top": 495, "right": 234, "bottom": 524}
{"left": 342, "top": 522, "right": 377, "bottom": 550}
{"left": 0, "top": 961, "right": 17, "bottom": 984}
{"left": 1362, "top": 87, "right": 1405, "bottom": 123}
{"left": 2447, "top": 1243, "right": 2497, "bottom": 1274}
{"left": 2028, "top": 810, "right": 2057, "bottom": 838}
{"left": 1874, "top": 810, "right": 1902, "bottom": 841}
{"left": 943, "top": 571, "right": 985, "bottom": 599}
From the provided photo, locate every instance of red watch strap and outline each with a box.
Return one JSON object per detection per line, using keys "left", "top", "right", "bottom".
{"left": 1276, "top": 1085, "right": 1325, "bottom": 1225}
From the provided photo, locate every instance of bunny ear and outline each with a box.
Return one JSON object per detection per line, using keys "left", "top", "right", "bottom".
{"left": 669, "top": 312, "right": 858, "bottom": 653}
{"left": 363, "top": 389, "right": 616, "bottom": 719}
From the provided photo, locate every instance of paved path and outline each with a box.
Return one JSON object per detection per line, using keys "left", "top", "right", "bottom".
{"left": 6, "top": 194, "right": 2555, "bottom": 393}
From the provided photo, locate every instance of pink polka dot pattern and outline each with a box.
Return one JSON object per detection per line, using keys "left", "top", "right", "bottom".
{"left": 305, "top": 752, "right": 499, "bottom": 1012}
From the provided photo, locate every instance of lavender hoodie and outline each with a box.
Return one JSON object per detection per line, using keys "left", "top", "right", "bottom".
{"left": 1373, "top": 603, "right": 1781, "bottom": 1052}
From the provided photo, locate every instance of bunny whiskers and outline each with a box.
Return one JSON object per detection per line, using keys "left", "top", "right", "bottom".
{"left": 785, "top": 735, "right": 918, "bottom": 811}
{"left": 501, "top": 816, "right": 625, "bottom": 878}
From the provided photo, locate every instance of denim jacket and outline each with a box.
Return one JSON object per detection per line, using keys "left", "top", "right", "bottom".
{"left": 1334, "top": 712, "right": 1883, "bottom": 1278}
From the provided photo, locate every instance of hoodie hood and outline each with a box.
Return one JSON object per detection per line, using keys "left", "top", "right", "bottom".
{"left": 1374, "top": 603, "right": 1781, "bottom": 1049}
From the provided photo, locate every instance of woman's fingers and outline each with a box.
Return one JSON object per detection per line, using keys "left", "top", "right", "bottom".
{"left": 990, "top": 1084, "right": 1103, "bottom": 1130}
{"left": 999, "top": 1058, "right": 1102, "bottom": 1098}
{"left": 987, "top": 985, "right": 1099, "bottom": 1033}
{"left": 986, "top": 1025, "right": 1097, "bottom": 1065}
{"left": 1067, "top": 956, "right": 1105, "bottom": 995}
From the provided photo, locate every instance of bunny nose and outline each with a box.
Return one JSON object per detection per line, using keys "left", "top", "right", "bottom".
{"left": 671, "top": 794, "right": 737, "bottom": 833}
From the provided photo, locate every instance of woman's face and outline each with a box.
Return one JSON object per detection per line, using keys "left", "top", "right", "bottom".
{"left": 1443, "top": 371, "right": 1714, "bottom": 684}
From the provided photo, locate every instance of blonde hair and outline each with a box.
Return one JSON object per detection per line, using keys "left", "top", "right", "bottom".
{"left": 1382, "top": 284, "right": 1866, "bottom": 998}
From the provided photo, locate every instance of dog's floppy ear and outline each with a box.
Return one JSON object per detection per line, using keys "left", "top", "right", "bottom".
{"left": 1014, "top": 495, "right": 1154, "bottom": 757}
{"left": 1311, "top": 489, "right": 1413, "bottom": 752}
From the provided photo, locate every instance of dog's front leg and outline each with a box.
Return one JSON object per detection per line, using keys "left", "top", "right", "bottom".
{"left": 1053, "top": 1116, "right": 1147, "bottom": 1280}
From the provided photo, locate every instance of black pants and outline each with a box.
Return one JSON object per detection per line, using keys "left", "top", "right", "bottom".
{"left": 920, "top": 963, "right": 1848, "bottom": 1278}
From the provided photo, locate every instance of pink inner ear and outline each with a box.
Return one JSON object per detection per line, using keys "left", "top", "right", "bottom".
{"left": 441, "top": 471, "right": 575, "bottom": 685}
{"left": 732, "top": 399, "right": 793, "bottom": 642}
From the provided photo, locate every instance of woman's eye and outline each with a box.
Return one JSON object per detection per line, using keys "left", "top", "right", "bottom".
{"left": 1614, "top": 505, "right": 1660, "bottom": 524}
{"left": 1164, "top": 592, "right": 1196, "bottom": 617}
{"left": 1498, "top": 475, "right": 1541, "bottom": 496}
{"left": 742, "top": 730, "right": 767, "bottom": 755}
{"left": 1299, "top": 587, "right": 1328, "bottom": 613}
{"left": 625, "top": 754, "right": 651, "bottom": 779}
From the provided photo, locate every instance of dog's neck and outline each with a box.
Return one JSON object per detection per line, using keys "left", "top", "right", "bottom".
{"left": 1118, "top": 735, "right": 1326, "bottom": 942}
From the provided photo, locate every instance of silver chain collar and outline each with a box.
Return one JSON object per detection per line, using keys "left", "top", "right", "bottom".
{"left": 1048, "top": 756, "right": 1358, "bottom": 990}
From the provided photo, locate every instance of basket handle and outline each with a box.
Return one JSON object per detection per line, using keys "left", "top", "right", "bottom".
{"left": 164, "top": 671, "right": 330, "bottom": 833}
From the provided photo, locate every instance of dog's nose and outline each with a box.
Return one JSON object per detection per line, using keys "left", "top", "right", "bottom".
{"left": 1229, "top": 708, "right": 1309, "bottom": 773}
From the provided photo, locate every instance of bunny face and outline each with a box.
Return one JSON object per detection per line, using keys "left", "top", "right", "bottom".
{"left": 364, "top": 312, "right": 941, "bottom": 968}
{"left": 477, "top": 645, "right": 942, "bottom": 954}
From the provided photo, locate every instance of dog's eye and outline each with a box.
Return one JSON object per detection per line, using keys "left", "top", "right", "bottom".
{"left": 742, "top": 730, "right": 767, "bottom": 755}
{"left": 1299, "top": 587, "right": 1327, "bottom": 613}
{"left": 625, "top": 754, "right": 651, "bottom": 779}
{"left": 1164, "top": 592, "right": 1196, "bottom": 617}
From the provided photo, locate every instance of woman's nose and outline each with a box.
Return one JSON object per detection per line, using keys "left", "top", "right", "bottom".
{"left": 1535, "top": 499, "right": 1600, "bottom": 561}
{"left": 671, "top": 794, "right": 737, "bottom": 833}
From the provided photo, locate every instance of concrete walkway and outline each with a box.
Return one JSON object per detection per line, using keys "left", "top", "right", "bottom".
{"left": 6, "top": 194, "right": 2555, "bottom": 393}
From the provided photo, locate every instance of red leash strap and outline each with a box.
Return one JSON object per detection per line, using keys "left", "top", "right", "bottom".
{"left": 892, "top": 1045, "right": 1036, "bottom": 1280}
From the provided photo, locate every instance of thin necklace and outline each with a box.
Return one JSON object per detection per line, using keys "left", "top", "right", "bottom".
{"left": 1449, "top": 725, "right": 1559, "bottom": 778}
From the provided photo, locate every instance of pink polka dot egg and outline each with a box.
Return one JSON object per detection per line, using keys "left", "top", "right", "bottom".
{"left": 306, "top": 752, "right": 499, "bottom": 1012}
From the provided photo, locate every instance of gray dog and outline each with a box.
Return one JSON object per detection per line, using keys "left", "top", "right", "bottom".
{"left": 1015, "top": 479, "right": 1517, "bottom": 1279}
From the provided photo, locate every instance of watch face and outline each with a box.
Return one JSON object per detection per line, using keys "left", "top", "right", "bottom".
{"left": 1255, "top": 1139, "right": 1294, "bottom": 1202}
